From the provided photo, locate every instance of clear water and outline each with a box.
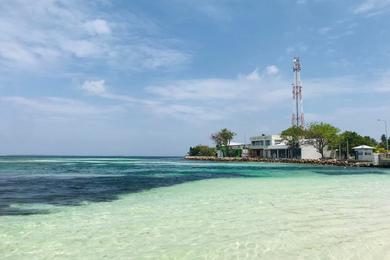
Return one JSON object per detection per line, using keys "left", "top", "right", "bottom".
{"left": 1, "top": 157, "right": 390, "bottom": 259}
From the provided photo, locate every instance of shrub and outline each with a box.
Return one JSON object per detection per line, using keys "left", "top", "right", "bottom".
{"left": 188, "top": 145, "right": 216, "bottom": 156}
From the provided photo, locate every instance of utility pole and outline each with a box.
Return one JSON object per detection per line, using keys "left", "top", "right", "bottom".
{"left": 339, "top": 143, "right": 341, "bottom": 160}
{"left": 378, "top": 119, "right": 389, "bottom": 151}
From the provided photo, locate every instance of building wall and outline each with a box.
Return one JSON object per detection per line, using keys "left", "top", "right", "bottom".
{"left": 379, "top": 154, "right": 390, "bottom": 167}
{"left": 249, "top": 135, "right": 282, "bottom": 149}
{"left": 248, "top": 135, "right": 330, "bottom": 160}
{"left": 355, "top": 149, "right": 374, "bottom": 161}
{"left": 301, "top": 144, "right": 322, "bottom": 160}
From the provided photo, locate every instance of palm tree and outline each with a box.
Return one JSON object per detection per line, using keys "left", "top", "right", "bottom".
{"left": 211, "top": 128, "right": 236, "bottom": 157}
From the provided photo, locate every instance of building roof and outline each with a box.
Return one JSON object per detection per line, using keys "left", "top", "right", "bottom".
{"left": 352, "top": 145, "right": 374, "bottom": 150}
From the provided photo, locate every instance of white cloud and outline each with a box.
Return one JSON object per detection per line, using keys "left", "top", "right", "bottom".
{"left": 146, "top": 67, "right": 292, "bottom": 116}
{"left": 0, "top": 96, "right": 118, "bottom": 116}
{"left": 84, "top": 19, "right": 111, "bottom": 35}
{"left": 286, "top": 47, "right": 295, "bottom": 55}
{"left": 265, "top": 65, "right": 279, "bottom": 76}
{"left": 141, "top": 68, "right": 390, "bottom": 122}
{"left": 286, "top": 43, "right": 308, "bottom": 55}
{"left": 150, "top": 103, "right": 224, "bottom": 121}
{"left": 243, "top": 68, "right": 261, "bottom": 81}
{"left": 0, "top": 0, "right": 189, "bottom": 71}
{"left": 318, "top": 27, "right": 332, "bottom": 35}
{"left": 62, "top": 40, "right": 100, "bottom": 58}
{"left": 0, "top": 42, "right": 37, "bottom": 65}
{"left": 82, "top": 80, "right": 107, "bottom": 95}
{"left": 353, "top": 0, "right": 390, "bottom": 15}
{"left": 4, "top": 68, "right": 390, "bottom": 125}
{"left": 124, "top": 45, "right": 190, "bottom": 70}
{"left": 75, "top": 66, "right": 292, "bottom": 121}
{"left": 169, "top": 0, "right": 234, "bottom": 22}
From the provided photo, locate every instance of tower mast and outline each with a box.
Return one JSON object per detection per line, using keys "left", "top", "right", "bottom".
{"left": 292, "top": 57, "right": 304, "bottom": 128}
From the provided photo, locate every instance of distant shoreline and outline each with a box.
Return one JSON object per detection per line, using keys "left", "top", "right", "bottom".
{"left": 184, "top": 156, "right": 380, "bottom": 168}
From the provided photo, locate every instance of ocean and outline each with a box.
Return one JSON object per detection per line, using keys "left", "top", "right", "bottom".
{"left": 1, "top": 156, "right": 390, "bottom": 259}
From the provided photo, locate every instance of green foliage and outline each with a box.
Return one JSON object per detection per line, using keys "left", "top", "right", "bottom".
{"left": 306, "top": 122, "right": 340, "bottom": 158}
{"left": 338, "top": 131, "right": 378, "bottom": 156}
{"left": 188, "top": 145, "right": 216, "bottom": 157}
{"left": 381, "top": 134, "right": 387, "bottom": 146}
{"left": 219, "top": 146, "right": 242, "bottom": 157}
{"left": 281, "top": 126, "right": 306, "bottom": 158}
{"left": 210, "top": 133, "right": 223, "bottom": 148}
{"left": 229, "top": 148, "right": 242, "bottom": 158}
{"left": 379, "top": 134, "right": 390, "bottom": 149}
{"left": 211, "top": 128, "right": 236, "bottom": 148}
{"left": 374, "top": 146, "right": 386, "bottom": 154}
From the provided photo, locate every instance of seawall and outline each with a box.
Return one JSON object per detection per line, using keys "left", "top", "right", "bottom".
{"left": 184, "top": 156, "right": 376, "bottom": 168}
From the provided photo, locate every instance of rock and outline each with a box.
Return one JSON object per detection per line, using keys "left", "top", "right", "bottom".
{"left": 184, "top": 156, "right": 376, "bottom": 168}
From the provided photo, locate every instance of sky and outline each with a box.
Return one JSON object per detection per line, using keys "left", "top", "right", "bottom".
{"left": 0, "top": 0, "right": 390, "bottom": 155}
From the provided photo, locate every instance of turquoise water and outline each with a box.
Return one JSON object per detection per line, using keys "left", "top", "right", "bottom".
{"left": 1, "top": 157, "right": 390, "bottom": 259}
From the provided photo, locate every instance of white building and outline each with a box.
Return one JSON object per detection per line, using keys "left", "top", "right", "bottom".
{"left": 352, "top": 145, "right": 374, "bottom": 161}
{"left": 249, "top": 135, "right": 283, "bottom": 157}
{"left": 262, "top": 141, "right": 322, "bottom": 160}
{"left": 248, "top": 134, "right": 323, "bottom": 159}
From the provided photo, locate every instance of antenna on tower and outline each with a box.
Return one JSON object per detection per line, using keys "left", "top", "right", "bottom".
{"left": 291, "top": 57, "right": 304, "bottom": 128}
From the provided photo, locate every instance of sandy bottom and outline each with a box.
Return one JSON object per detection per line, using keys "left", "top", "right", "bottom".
{"left": 2, "top": 174, "right": 390, "bottom": 259}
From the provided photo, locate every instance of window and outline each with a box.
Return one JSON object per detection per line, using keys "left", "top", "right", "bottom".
{"left": 252, "top": 140, "right": 265, "bottom": 146}
{"left": 265, "top": 140, "right": 271, "bottom": 146}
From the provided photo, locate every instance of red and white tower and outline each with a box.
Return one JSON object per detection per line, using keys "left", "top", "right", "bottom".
{"left": 291, "top": 57, "right": 304, "bottom": 128}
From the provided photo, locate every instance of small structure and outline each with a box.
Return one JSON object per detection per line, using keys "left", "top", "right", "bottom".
{"left": 352, "top": 145, "right": 374, "bottom": 161}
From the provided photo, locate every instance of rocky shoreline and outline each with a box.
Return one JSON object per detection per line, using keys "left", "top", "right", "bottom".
{"left": 184, "top": 156, "right": 375, "bottom": 167}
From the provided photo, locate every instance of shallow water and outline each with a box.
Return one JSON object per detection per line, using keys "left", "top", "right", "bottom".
{"left": 1, "top": 157, "right": 390, "bottom": 259}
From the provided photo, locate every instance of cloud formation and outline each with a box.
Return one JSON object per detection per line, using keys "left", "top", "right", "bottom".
{"left": 0, "top": 96, "right": 118, "bottom": 117}
{"left": 82, "top": 80, "right": 107, "bottom": 95}
{"left": 265, "top": 65, "right": 279, "bottom": 76}
{"left": 84, "top": 19, "right": 111, "bottom": 35}
{"left": 353, "top": 0, "right": 390, "bottom": 15}
{"left": 0, "top": 0, "right": 189, "bottom": 71}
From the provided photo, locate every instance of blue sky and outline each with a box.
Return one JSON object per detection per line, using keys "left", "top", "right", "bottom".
{"left": 0, "top": 0, "right": 390, "bottom": 155}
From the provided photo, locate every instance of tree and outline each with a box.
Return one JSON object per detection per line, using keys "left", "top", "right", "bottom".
{"left": 339, "top": 131, "right": 378, "bottom": 158}
{"left": 211, "top": 128, "right": 236, "bottom": 147}
{"left": 210, "top": 133, "right": 223, "bottom": 148}
{"left": 281, "top": 126, "right": 306, "bottom": 158}
{"left": 306, "top": 122, "right": 339, "bottom": 158}
{"left": 210, "top": 128, "right": 236, "bottom": 157}
{"left": 188, "top": 145, "right": 216, "bottom": 156}
{"left": 379, "top": 134, "right": 389, "bottom": 150}
{"left": 362, "top": 136, "right": 378, "bottom": 147}
{"left": 381, "top": 134, "right": 387, "bottom": 146}
{"left": 219, "top": 128, "right": 236, "bottom": 146}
